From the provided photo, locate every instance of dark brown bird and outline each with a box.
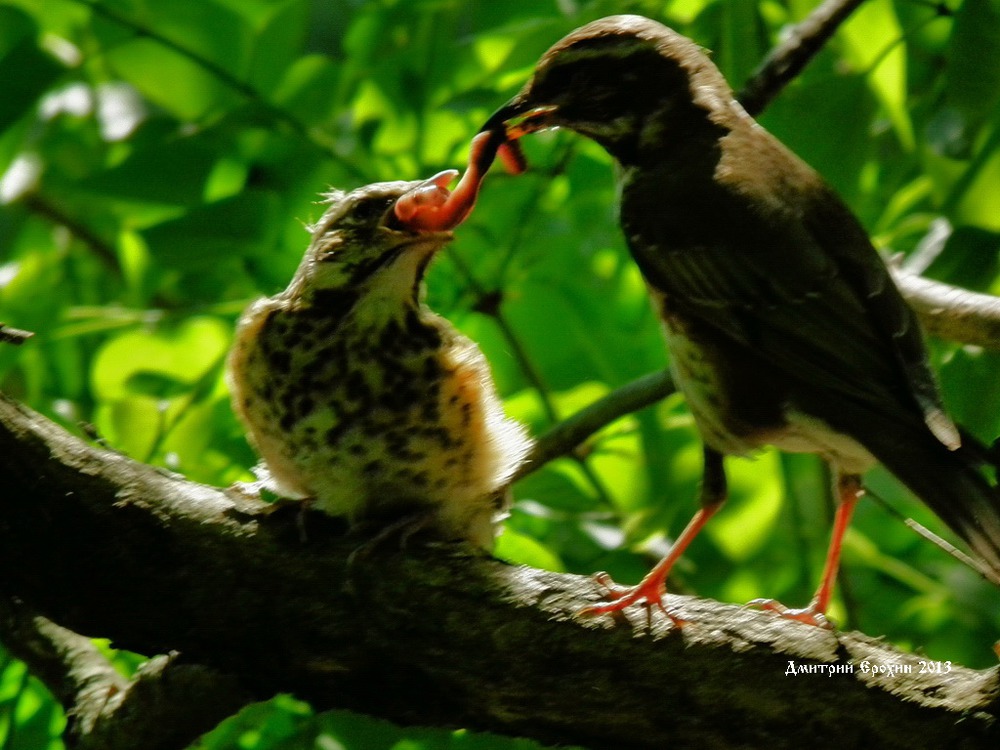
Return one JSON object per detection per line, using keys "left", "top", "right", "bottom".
{"left": 479, "top": 15, "right": 1000, "bottom": 625}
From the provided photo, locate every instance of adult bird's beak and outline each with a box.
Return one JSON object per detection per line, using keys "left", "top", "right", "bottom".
{"left": 480, "top": 99, "right": 560, "bottom": 141}
{"left": 478, "top": 99, "right": 560, "bottom": 175}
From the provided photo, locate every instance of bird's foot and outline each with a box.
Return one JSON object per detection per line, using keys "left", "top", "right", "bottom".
{"left": 577, "top": 571, "right": 685, "bottom": 627}
{"left": 745, "top": 597, "right": 833, "bottom": 629}
{"left": 347, "top": 511, "right": 435, "bottom": 567}
{"left": 227, "top": 479, "right": 265, "bottom": 499}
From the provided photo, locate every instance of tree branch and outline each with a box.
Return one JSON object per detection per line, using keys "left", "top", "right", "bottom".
{"left": 0, "top": 598, "right": 125, "bottom": 729}
{"left": 518, "top": 369, "right": 674, "bottom": 481}
{"left": 0, "top": 324, "right": 34, "bottom": 345}
{"left": 1, "top": 393, "right": 999, "bottom": 749}
{"left": 738, "top": 0, "right": 868, "bottom": 117}
{"left": 0, "top": 599, "right": 247, "bottom": 750}
{"left": 892, "top": 266, "right": 1000, "bottom": 351}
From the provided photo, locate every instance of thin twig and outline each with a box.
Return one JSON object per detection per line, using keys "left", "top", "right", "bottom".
{"left": 738, "top": 0, "right": 868, "bottom": 117}
{"left": 517, "top": 369, "right": 674, "bottom": 480}
{"left": 865, "top": 487, "right": 1000, "bottom": 586}
{"left": 24, "top": 194, "right": 119, "bottom": 271}
{"left": 0, "top": 325, "right": 35, "bottom": 345}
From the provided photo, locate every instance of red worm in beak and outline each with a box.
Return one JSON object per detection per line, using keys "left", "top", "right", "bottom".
{"left": 393, "top": 127, "right": 530, "bottom": 232}
{"left": 394, "top": 131, "right": 505, "bottom": 232}
{"left": 497, "top": 140, "right": 527, "bottom": 175}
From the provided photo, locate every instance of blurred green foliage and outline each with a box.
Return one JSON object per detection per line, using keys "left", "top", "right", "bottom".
{"left": 2, "top": 0, "right": 1000, "bottom": 748}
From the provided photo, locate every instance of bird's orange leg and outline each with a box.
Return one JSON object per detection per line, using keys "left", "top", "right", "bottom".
{"left": 580, "top": 448, "right": 726, "bottom": 622}
{"left": 581, "top": 504, "right": 721, "bottom": 620}
{"left": 748, "top": 473, "right": 863, "bottom": 628}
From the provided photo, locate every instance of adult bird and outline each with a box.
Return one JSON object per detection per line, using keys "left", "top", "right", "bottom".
{"left": 478, "top": 15, "right": 1000, "bottom": 625}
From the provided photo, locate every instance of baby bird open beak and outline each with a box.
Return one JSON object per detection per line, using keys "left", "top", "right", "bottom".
{"left": 393, "top": 130, "right": 518, "bottom": 232}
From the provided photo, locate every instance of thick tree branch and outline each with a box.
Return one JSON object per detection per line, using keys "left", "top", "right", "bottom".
{"left": 1, "top": 394, "right": 999, "bottom": 749}
{"left": 0, "top": 599, "right": 247, "bottom": 750}
{"left": 0, "top": 598, "right": 125, "bottom": 729}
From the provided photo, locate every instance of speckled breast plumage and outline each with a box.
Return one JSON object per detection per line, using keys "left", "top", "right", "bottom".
{"left": 228, "top": 287, "right": 530, "bottom": 547}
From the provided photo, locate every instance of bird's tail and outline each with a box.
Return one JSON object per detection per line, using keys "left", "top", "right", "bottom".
{"left": 862, "top": 416, "right": 1000, "bottom": 586}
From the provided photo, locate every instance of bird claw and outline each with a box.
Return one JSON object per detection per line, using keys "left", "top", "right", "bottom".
{"left": 745, "top": 598, "right": 833, "bottom": 629}
{"left": 227, "top": 480, "right": 265, "bottom": 499}
{"left": 577, "top": 571, "right": 685, "bottom": 627}
{"left": 346, "top": 510, "right": 435, "bottom": 568}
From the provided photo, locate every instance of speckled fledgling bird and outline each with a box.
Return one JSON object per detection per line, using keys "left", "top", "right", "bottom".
{"left": 479, "top": 15, "right": 1000, "bottom": 624}
{"left": 227, "top": 134, "right": 532, "bottom": 550}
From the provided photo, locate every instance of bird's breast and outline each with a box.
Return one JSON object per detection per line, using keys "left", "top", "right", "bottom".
{"left": 228, "top": 299, "right": 530, "bottom": 534}
{"left": 648, "top": 285, "right": 759, "bottom": 456}
{"left": 647, "top": 285, "right": 877, "bottom": 472}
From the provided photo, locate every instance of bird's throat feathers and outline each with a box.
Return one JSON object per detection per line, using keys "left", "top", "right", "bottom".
{"left": 288, "top": 237, "right": 439, "bottom": 331}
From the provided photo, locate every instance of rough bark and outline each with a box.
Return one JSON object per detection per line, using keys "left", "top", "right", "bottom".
{"left": 1, "top": 392, "right": 999, "bottom": 750}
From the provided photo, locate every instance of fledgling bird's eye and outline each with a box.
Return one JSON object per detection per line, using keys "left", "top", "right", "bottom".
{"left": 348, "top": 196, "right": 398, "bottom": 225}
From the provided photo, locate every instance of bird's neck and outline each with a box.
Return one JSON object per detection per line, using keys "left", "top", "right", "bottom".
{"left": 596, "top": 91, "right": 736, "bottom": 170}
{"left": 293, "top": 246, "right": 434, "bottom": 324}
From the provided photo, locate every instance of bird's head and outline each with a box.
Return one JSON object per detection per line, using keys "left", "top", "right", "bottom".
{"left": 479, "top": 15, "right": 733, "bottom": 165}
{"left": 293, "top": 174, "right": 455, "bottom": 306}
{"left": 291, "top": 130, "right": 500, "bottom": 308}
{"left": 290, "top": 130, "right": 504, "bottom": 309}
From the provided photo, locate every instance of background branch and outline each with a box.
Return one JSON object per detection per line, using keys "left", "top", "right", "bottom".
{"left": 892, "top": 266, "right": 1000, "bottom": 351}
{"left": 738, "top": 0, "right": 869, "bottom": 116}
{"left": 0, "top": 599, "right": 246, "bottom": 750}
{"left": 0, "top": 324, "right": 34, "bottom": 346}
{"left": 518, "top": 369, "right": 674, "bottom": 481}
{"left": 0, "top": 598, "right": 125, "bottom": 734}
{"left": 520, "top": 271, "right": 1000, "bottom": 479}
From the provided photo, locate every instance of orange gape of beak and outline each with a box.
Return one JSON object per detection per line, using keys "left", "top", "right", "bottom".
{"left": 392, "top": 105, "right": 556, "bottom": 232}
{"left": 394, "top": 130, "right": 525, "bottom": 232}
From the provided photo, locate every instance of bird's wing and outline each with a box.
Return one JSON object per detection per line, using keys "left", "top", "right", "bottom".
{"left": 619, "top": 156, "right": 957, "bottom": 447}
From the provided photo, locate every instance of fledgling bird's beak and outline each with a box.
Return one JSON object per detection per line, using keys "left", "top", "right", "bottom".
{"left": 392, "top": 130, "right": 511, "bottom": 233}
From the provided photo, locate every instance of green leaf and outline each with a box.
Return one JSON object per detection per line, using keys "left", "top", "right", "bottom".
{"left": 141, "top": 190, "right": 281, "bottom": 267}
{"left": 945, "top": 0, "right": 1000, "bottom": 132}
{"left": 91, "top": 316, "right": 230, "bottom": 400}
{"left": 78, "top": 138, "right": 218, "bottom": 207}
{"left": 271, "top": 54, "right": 342, "bottom": 126}
{"left": 495, "top": 525, "right": 566, "bottom": 571}
{"left": 0, "top": 6, "right": 64, "bottom": 135}
{"left": 838, "top": 0, "right": 914, "bottom": 149}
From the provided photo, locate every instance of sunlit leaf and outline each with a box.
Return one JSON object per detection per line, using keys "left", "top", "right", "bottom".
{"left": 838, "top": 0, "right": 913, "bottom": 149}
